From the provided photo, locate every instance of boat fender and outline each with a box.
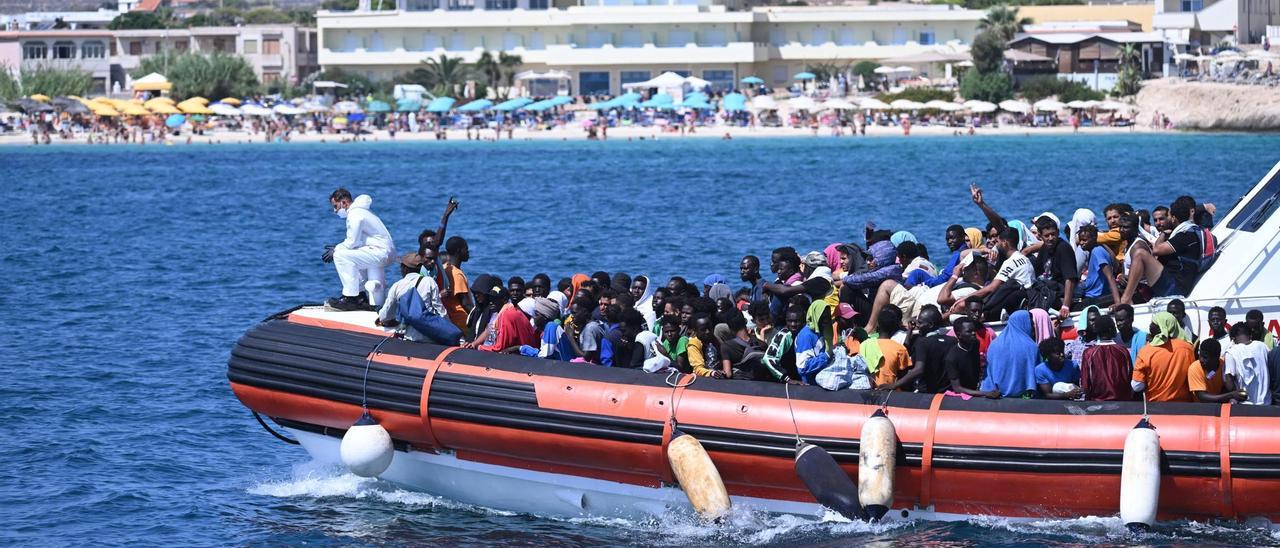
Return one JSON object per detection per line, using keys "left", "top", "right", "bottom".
{"left": 340, "top": 411, "right": 394, "bottom": 478}
{"left": 795, "top": 442, "right": 866, "bottom": 522}
{"left": 858, "top": 409, "right": 897, "bottom": 521}
{"left": 666, "top": 428, "right": 731, "bottom": 521}
{"left": 1120, "top": 418, "right": 1161, "bottom": 532}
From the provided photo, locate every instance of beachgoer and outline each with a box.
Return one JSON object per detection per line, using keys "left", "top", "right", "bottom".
{"left": 1133, "top": 312, "right": 1195, "bottom": 402}
{"left": 1188, "top": 338, "right": 1245, "bottom": 403}
{"left": 981, "top": 310, "right": 1039, "bottom": 398}
{"left": 324, "top": 188, "right": 396, "bottom": 311}
{"left": 1224, "top": 322, "right": 1273, "bottom": 405}
{"left": 1035, "top": 337, "right": 1082, "bottom": 399}
{"left": 1080, "top": 315, "right": 1134, "bottom": 401}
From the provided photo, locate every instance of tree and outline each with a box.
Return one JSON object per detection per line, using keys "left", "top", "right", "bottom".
{"left": 851, "top": 61, "right": 881, "bottom": 88}
{"left": 497, "top": 52, "right": 522, "bottom": 92}
{"left": 184, "top": 8, "right": 242, "bottom": 27}
{"left": 0, "top": 64, "right": 23, "bottom": 101}
{"left": 307, "top": 68, "right": 379, "bottom": 96}
{"left": 108, "top": 11, "right": 172, "bottom": 30}
{"left": 1114, "top": 43, "right": 1143, "bottom": 96}
{"left": 19, "top": 65, "right": 95, "bottom": 97}
{"left": 406, "top": 54, "right": 472, "bottom": 97}
{"left": 978, "top": 4, "right": 1032, "bottom": 43}
{"left": 474, "top": 51, "right": 502, "bottom": 91}
{"left": 970, "top": 30, "right": 1006, "bottom": 74}
{"left": 1018, "top": 75, "right": 1104, "bottom": 102}
{"left": 243, "top": 7, "right": 292, "bottom": 24}
{"left": 960, "top": 70, "right": 1012, "bottom": 102}
{"left": 132, "top": 52, "right": 259, "bottom": 99}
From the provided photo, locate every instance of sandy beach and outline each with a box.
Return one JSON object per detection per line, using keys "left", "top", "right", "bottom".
{"left": 0, "top": 121, "right": 1157, "bottom": 147}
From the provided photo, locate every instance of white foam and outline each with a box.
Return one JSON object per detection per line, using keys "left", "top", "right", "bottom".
{"left": 247, "top": 460, "right": 513, "bottom": 516}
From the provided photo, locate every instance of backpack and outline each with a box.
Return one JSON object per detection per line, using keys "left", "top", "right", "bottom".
{"left": 815, "top": 346, "right": 872, "bottom": 391}
{"left": 1169, "top": 225, "right": 1219, "bottom": 276}
{"left": 397, "top": 275, "right": 462, "bottom": 346}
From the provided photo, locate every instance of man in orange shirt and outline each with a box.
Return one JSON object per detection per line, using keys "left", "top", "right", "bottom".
{"left": 441, "top": 236, "right": 473, "bottom": 330}
{"left": 1187, "top": 338, "right": 1246, "bottom": 403}
{"left": 1133, "top": 312, "right": 1195, "bottom": 402}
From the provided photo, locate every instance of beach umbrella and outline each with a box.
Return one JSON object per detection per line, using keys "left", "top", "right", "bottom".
{"left": 793, "top": 72, "right": 816, "bottom": 80}
{"left": 859, "top": 97, "right": 890, "bottom": 110}
{"left": 394, "top": 98, "right": 421, "bottom": 112}
{"left": 998, "top": 100, "right": 1031, "bottom": 113}
{"left": 889, "top": 99, "right": 925, "bottom": 110}
{"left": 873, "top": 66, "right": 897, "bottom": 75}
{"left": 55, "top": 98, "right": 91, "bottom": 115}
{"left": 366, "top": 100, "right": 392, "bottom": 113}
{"left": 721, "top": 92, "right": 748, "bottom": 112}
{"left": 787, "top": 96, "right": 817, "bottom": 111}
{"left": 894, "top": 66, "right": 914, "bottom": 74}
{"left": 177, "top": 100, "right": 213, "bottom": 115}
{"left": 967, "top": 101, "right": 997, "bottom": 113}
{"left": 240, "top": 103, "right": 274, "bottom": 116}
{"left": 740, "top": 76, "right": 764, "bottom": 85}
{"left": 493, "top": 97, "right": 533, "bottom": 111}
{"left": 90, "top": 103, "right": 119, "bottom": 117}
{"left": 219, "top": 97, "right": 242, "bottom": 105}
{"left": 684, "top": 76, "right": 712, "bottom": 90}
{"left": 332, "top": 116, "right": 348, "bottom": 126}
{"left": 457, "top": 99, "right": 493, "bottom": 112}
{"left": 334, "top": 100, "right": 362, "bottom": 113}
{"left": 210, "top": 103, "right": 242, "bottom": 116}
{"left": 29, "top": 94, "right": 51, "bottom": 102}
{"left": 425, "top": 97, "right": 456, "bottom": 113}
{"left": 925, "top": 100, "right": 963, "bottom": 111}
{"left": 1034, "top": 99, "right": 1067, "bottom": 112}
{"left": 821, "top": 98, "right": 855, "bottom": 110}
{"left": 185, "top": 96, "right": 209, "bottom": 105}
{"left": 132, "top": 73, "right": 171, "bottom": 92}
{"left": 273, "top": 104, "right": 307, "bottom": 115}
{"left": 165, "top": 114, "right": 186, "bottom": 128}
{"left": 349, "top": 112, "right": 366, "bottom": 122}
{"left": 119, "top": 103, "right": 151, "bottom": 116}
{"left": 639, "top": 93, "right": 674, "bottom": 109}
{"left": 751, "top": 95, "right": 778, "bottom": 110}
{"left": 149, "top": 102, "right": 182, "bottom": 115}
{"left": 304, "top": 102, "right": 331, "bottom": 113}
{"left": 1097, "top": 100, "right": 1131, "bottom": 112}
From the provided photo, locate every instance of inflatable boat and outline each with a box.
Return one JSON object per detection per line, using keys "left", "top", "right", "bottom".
{"left": 229, "top": 160, "right": 1280, "bottom": 526}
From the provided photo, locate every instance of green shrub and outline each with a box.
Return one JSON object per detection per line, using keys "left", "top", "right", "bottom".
{"left": 960, "top": 70, "right": 1012, "bottom": 102}
{"left": 878, "top": 88, "right": 954, "bottom": 103}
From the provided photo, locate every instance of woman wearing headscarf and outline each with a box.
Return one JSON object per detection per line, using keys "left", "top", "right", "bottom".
{"left": 1006, "top": 220, "right": 1039, "bottom": 251}
{"left": 1029, "top": 308, "right": 1055, "bottom": 342}
{"left": 568, "top": 273, "right": 589, "bottom": 306}
{"left": 890, "top": 231, "right": 917, "bottom": 248}
{"left": 980, "top": 310, "right": 1039, "bottom": 398}
{"left": 1132, "top": 311, "right": 1195, "bottom": 402}
{"left": 824, "top": 243, "right": 844, "bottom": 272}
{"left": 1080, "top": 315, "right": 1133, "bottom": 401}
{"left": 631, "top": 275, "right": 657, "bottom": 328}
{"left": 1066, "top": 208, "right": 1098, "bottom": 273}
{"left": 795, "top": 300, "right": 832, "bottom": 385}
{"left": 965, "top": 227, "right": 984, "bottom": 251}
{"left": 840, "top": 240, "right": 903, "bottom": 319}
{"left": 477, "top": 297, "right": 538, "bottom": 353}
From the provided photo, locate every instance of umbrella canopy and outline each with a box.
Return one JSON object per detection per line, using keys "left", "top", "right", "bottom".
{"left": 240, "top": 103, "right": 274, "bottom": 116}
{"left": 967, "top": 101, "right": 997, "bottom": 113}
{"left": 55, "top": 98, "right": 90, "bottom": 115}
{"left": 925, "top": 100, "right": 963, "bottom": 111}
{"left": 219, "top": 97, "right": 242, "bottom": 105}
{"left": 334, "top": 101, "right": 363, "bottom": 113}
{"left": 639, "top": 93, "right": 674, "bottom": 108}
{"left": 457, "top": 99, "right": 493, "bottom": 112}
{"left": 880, "top": 51, "right": 971, "bottom": 65}
{"left": 425, "top": 97, "right": 456, "bottom": 113}
{"left": 366, "top": 100, "right": 392, "bottom": 113}
{"left": 1173, "top": 52, "right": 1197, "bottom": 62}
{"left": 210, "top": 103, "right": 242, "bottom": 116}
{"left": 119, "top": 103, "right": 151, "bottom": 116}
{"left": 14, "top": 98, "right": 53, "bottom": 112}
{"left": 873, "top": 66, "right": 898, "bottom": 75}
{"left": 623, "top": 71, "right": 687, "bottom": 90}
{"left": 679, "top": 98, "right": 714, "bottom": 110}
{"left": 273, "top": 104, "right": 306, "bottom": 115}
{"left": 177, "top": 100, "right": 213, "bottom": 115}
{"left": 751, "top": 95, "right": 778, "bottom": 110}
{"left": 394, "top": 98, "right": 420, "bottom": 112}
{"left": 523, "top": 96, "right": 573, "bottom": 112}
{"left": 303, "top": 102, "right": 331, "bottom": 113}
{"left": 793, "top": 72, "right": 816, "bottom": 80}
{"left": 1097, "top": 100, "right": 1131, "bottom": 111}
{"left": 165, "top": 114, "right": 186, "bottom": 128}
{"left": 859, "top": 97, "right": 890, "bottom": 110}
{"left": 684, "top": 76, "right": 711, "bottom": 89}
{"left": 821, "top": 98, "right": 856, "bottom": 110}
{"left": 185, "top": 96, "right": 209, "bottom": 105}
{"left": 787, "top": 96, "right": 817, "bottom": 111}
{"left": 29, "top": 94, "right": 51, "bottom": 102}
{"left": 721, "top": 92, "right": 748, "bottom": 112}
{"left": 132, "top": 72, "right": 172, "bottom": 91}
{"left": 148, "top": 102, "right": 181, "bottom": 114}
{"left": 894, "top": 66, "right": 914, "bottom": 73}
{"left": 889, "top": 99, "right": 925, "bottom": 110}
{"left": 90, "top": 103, "right": 119, "bottom": 116}
{"left": 1034, "top": 99, "right": 1067, "bottom": 112}
{"left": 493, "top": 97, "right": 533, "bottom": 111}
{"left": 740, "top": 76, "right": 764, "bottom": 85}
{"left": 998, "top": 100, "right": 1031, "bottom": 113}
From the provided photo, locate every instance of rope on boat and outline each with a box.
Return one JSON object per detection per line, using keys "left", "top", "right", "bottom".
{"left": 784, "top": 382, "right": 803, "bottom": 448}
{"left": 361, "top": 335, "right": 397, "bottom": 410}
{"left": 253, "top": 411, "right": 299, "bottom": 445}
{"left": 663, "top": 369, "right": 696, "bottom": 426}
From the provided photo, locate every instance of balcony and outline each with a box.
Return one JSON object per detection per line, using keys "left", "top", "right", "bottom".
{"left": 319, "top": 46, "right": 550, "bottom": 67}
{"left": 541, "top": 41, "right": 760, "bottom": 66}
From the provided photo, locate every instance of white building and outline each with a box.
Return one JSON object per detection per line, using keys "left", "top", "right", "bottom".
{"left": 317, "top": 0, "right": 982, "bottom": 95}
{"left": 1153, "top": 0, "right": 1280, "bottom": 50}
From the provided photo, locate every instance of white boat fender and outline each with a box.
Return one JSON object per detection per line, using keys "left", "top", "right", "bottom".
{"left": 858, "top": 408, "right": 898, "bottom": 521}
{"left": 340, "top": 411, "right": 394, "bottom": 478}
{"left": 666, "top": 428, "right": 731, "bottom": 521}
{"left": 794, "top": 442, "right": 866, "bottom": 521}
{"left": 1120, "top": 418, "right": 1161, "bottom": 533}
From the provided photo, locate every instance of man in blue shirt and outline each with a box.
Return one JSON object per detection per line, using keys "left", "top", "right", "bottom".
{"left": 1075, "top": 224, "right": 1122, "bottom": 308}
{"left": 908, "top": 225, "right": 970, "bottom": 288}
{"left": 1034, "top": 337, "right": 1082, "bottom": 399}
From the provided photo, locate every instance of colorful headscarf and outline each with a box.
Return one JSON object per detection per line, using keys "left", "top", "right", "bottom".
{"left": 981, "top": 310, "right": 1039, "bottom": 397}
{"left": 890, "top": 231, "right": 918, "bottom": 247}
{"left": 824, "top": 242, "right": 843, "bottom": 270}
{"left": 965, "top": 227, "right": 984, "bottom": 250}
{"left": 1148, "top": 311, "right": 1182, "bottom": 346}
{"left": 568, "top": 273, "right": 589, "bottom": 306}
{"left": 1029, "top": 308, "right": 1054, "bottom": 342}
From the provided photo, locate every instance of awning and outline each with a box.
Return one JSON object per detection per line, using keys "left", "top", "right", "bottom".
{"left": 395, "top": 98, "right": 421, "bottom": 112}
{"left": 1004, "top": 49, "right": 1054, "bottom": 63}
{"left": 425, "top": 97, "right": 456, "bottom": 113}
{"left": 879, "top": 50, "right": 970, "bottom": 65}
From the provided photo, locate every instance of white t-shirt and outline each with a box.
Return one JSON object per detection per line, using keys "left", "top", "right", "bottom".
{"left": 1225, "top": 340, "right": 1272, "bottom": 405}
{"left": 379, "top": 273, "right": 446, "bottom": 341}
{"left": 995, "top": 251, "right": 1035, "bottom": 289}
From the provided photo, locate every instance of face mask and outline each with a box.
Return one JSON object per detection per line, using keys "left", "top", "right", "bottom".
{"left": 337, "top": 208, "right": 348, "bottom": 219}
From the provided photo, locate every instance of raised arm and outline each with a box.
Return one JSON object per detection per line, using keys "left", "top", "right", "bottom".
{"left": 970, "top": 183, "right": 1007, "bottom": 230}
{"left": 421, "top": 198, "right": 459, "bottom": 254}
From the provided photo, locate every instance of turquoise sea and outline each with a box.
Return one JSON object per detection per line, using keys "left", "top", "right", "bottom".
{"left": 3, "top": 134, "right": 1280, "bottom": 546}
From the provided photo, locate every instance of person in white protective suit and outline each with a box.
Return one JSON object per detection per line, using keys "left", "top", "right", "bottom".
{"left": 324, "top": 188, "right": 396, "bottom": 311}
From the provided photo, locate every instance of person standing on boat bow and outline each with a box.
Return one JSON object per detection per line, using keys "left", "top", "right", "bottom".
{"left": 323, "top": 188, "right": 396, "bottom": 311}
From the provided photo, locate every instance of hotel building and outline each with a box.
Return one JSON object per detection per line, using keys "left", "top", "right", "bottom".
{"left": 316, "top": 0, "right": 984, "bottom": 95}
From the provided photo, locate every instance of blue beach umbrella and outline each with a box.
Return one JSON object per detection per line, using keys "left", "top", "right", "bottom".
{"left": 740, "top": 76, "right": 764, "bottom": 85}
{"left": 492, "top": 97, "right": 532, "bottom": 111}
{"left": 348, "top": 112, "right": 366, "bottom": 122}
{"left": 457, "top": 99, "right": 493, "bottom": 112}
{"left": 395, "top": 98, "right": 421, "bottom": 112}
{"left": 426, "top": 97, "right": 456, "bottom": 113}
{"left": 683, "top": 91, "right": 709, "bottom": 103}
{"left": 366, "top": 100, "right": 391, "bottom": 112}
{"left": 794, "top": 72, "right": 816, "bottom": 80}
{"left": 679, "top": 99, "right": 714, "bottom": 110}
{"left": 639, "top": 93, "right": 673, "bottom": 108}
{"left": 721, "top": 92, "right": 748, "bottom": 112}
{"left": 164, "top": 113, "right": 185, "bottom": 128}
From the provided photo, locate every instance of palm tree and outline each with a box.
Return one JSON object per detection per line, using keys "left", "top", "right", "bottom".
{"left": 411, "top": 54, "right": 471, "bottom": 96}
{"left": 978, "top": 5, "right": 1033, "bottom": 43}
{"left": 497, "top": 52, "right": 522, "bottom": 89}
{"left": 1114, "top": 44, "right": 1144, "bottom": 96}
{"left": 473, "top": 51, "right": 502, "bottom": 90}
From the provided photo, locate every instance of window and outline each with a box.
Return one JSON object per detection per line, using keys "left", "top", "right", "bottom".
{"left": 809, "top": 28, "right": 830, "bottom": 46}
{"left": 369, "top": 33, "right": 385, "bottom": 51}
{"left": 701, "top": 29, "right": 726, "bottom": 47}
{"left": 447, "top": 0, "right": 474, "bottom": 10}
{"left": 1181, "top": 0, "right": 1203, "bottom": 10}
{"left": 243, "top": 39, "right": 259, "bottom": 53}
{"left": 891, "top": 28, "right": 907, "bottom": 45}
{"left": 528, "top": 0, "right": 548, "bottom": 8}
{"left": 263, "top": 38, "right": 281, "bottom": 54}
{"left": 342, "top": 34, "right": 360, "bottom": 51}
{"left": 837, "top": 29, "right": 855, "bottom": 45}
{"left": 52, "top": 41, "right": 75, "bottom": 59}
{"left": 769, "top": 29, "right": 785, "bottom": 46}
{"left": 129, "top": 41, "right": 142, "bottom": 55}
{"left": 919, "top": 30, "right": 935, "bottom": 45}
{"left": 502, "top": 33, "right": 520, "bottom": 50}
{"left": 262, "top": 71, "right": 281, "bottom": 84}
{"left": 22, "top": 41, "right": 47, "bottom": 59}
{"left": 422, "top": 34, "right": 442, "bottom": 50}
{"left": 486, "top": 0, "right": 515, "bottom": 8}
{"left": 527, "top": 32, "right": 544, "bottom": 50}
{"left": 770, "top": 65, "right": 787, "bottom": 83}
{"left": 702, "top": 69, "right": 734, "bottom": 91}
{"left": 174, "top": 40, "right": 188, "bottom": 51}
{"left": 109, "top": 40, "right": 117, "bottom": 56}
{"left": 666, "top": 30, "right": 693, "bottom": 46}
{"left": 448, "top": 32, "right": 467, "bottom": 50}
{"left": 620, "top": 70, "right": 649, "bottom": 85}
{"left": 586, "top": 31, "right": 612, "bottom": 48}
{"left": 212, "top": 38, "right": 227, "bottom": 52}
{"left": 620, "top": 30, "right": 643, "bottom": 48}
{"left": 665, "top": 70, "right": 690, "bottom": 77}
{"left": 1225, "top": 171, "right": 1280, "bottom": 232}
{"left": 579, "top": 71, "right": 610, "bottom": 95}
{"left": 406, "top": 0, "right": 438, "bottom": 9}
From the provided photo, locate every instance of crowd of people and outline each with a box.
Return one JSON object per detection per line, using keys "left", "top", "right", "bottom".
{"left": 320, "top": 185, "right": 1278, "bottom": 405}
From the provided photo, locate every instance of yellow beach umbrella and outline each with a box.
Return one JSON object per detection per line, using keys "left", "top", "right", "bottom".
{"left": 120, "top": 103, "right": 151, "bottom": 116}
{"left": 177, "top": 102, "right": 213, "bottom": 115}
{"left": 145, "top": 98, "right": 173, "bottom": 109}
{"left": 29, "top": 94, "right": 51, "bottom": 102}
{"left": 128, "top": 98, "right": 144, "bottom": 105}
{"left": 185, "top": 96, "right": 209, "bottom": 105}
{"left": 149, "top": 102, "right": 181, "bottom": 115}
{"left": 92, "top": 104, "right": 120, "bottom": 117}
{"left": 218, "top": 97, "right": 241, "bottom": 105}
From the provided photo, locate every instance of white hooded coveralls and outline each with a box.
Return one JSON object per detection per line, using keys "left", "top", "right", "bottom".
{"left": 335, "top": 194, "right": 396, "bottom": 304}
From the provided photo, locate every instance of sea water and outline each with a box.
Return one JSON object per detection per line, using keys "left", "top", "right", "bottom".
{"left": 3, "top": 134, "right": 1280, "bottom": 546}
